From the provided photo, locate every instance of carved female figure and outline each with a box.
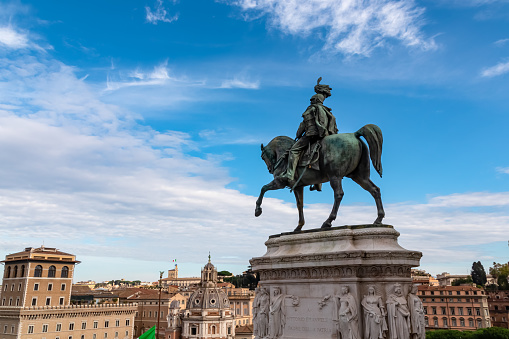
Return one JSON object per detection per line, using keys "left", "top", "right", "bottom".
{"left": 408, "top": 285, "right": 425, "bottom": 339}
{"left": 269, "top": 287, "right": 285, "bottom": 339}
{"left": 257, "top": 287, "right": 270, "bottom": 338}
{"left": 334, "top": 286, "right": 360, "bottom": 339}
{"left": 253, "top": 287, "right": 260, "bottom": 338}
{"left": 386, "top": 284, "right": 411, "bottom": 339}
{"left": 361, "top": 286, "right": 388, "bottom": 339}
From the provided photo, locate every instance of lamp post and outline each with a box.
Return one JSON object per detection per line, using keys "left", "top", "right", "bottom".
{"left": 156, "top": 271, "right": 163, "bottom": 339}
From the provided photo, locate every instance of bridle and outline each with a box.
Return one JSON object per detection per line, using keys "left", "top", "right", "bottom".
{"left": 261, "top": 146, "right": 285, "bottom": 173}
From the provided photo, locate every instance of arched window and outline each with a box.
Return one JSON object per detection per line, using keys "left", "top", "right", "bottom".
{"left": 20, "top": 265, "right": 25, "bottom": 277}
{"left": 48, "top": 266, "right": 56, "bottom": 278}
{"left": 477, "top": 318, "right": 483, "bottom": 328}
{"left": 451, "top": 317, "right": 457, "bottom": 327}
{"left": 34, "top": 265, "right": 43, "bottom": 277}
{"left": 61, "top": 266, "right": 69, "bottom": 278}
{"left": 424, "top": 316, "right": 429, "bottom": 326}
{"left": 13, "top": 266, "right": 18, "bottom": 278}
{"left": 5, "top": 266, "right": 11, "bottom": 278}
{"left": 443, "top": 317, "right": 448, "bottom": 327}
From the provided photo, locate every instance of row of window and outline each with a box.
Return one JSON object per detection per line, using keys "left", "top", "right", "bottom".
{"left": 4, "top": 282, "right": 67, "bottom": 292}
{"left": 25, "top": 320, "right": 131, "bottom": 333}
{"left": 4, "top": 265, "right": 69, "bottom": 278}
{"left": 424, "top": 306, "right": 486, "bottom": 316}
{"left": 25, "top": 331, "right": 128, "bottom": 339}
{"left": 424, "top": 316, "right": 484, "bottom": 328}
{"left": 421, "top": 290, "right": 481, "bottom": 296}
{"left": 142, "top": 311, "right": 165, "bottom": 318}
{"left": 423, "top": 297, "right": 479, "bottom": 303}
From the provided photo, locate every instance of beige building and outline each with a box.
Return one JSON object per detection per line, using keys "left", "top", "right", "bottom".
{"left": 220, "top": 287, "right": 254, "bottom": 328}
{"left": 487, "top": 290, "right": 509, "bottom": 329}
{"left": 418, "top": 285, "right": 491, "bottom": 331}
{"left": 121, "top": 289, "right": 187, "bottom": 338}
{"left": 436, "top": 272, "right": 496, "bottom": 286}
{"left": 159, "top": 266, "right": 201, "bottom": 290}
{"left": 165, "top": 258, "right": 235, "bottom": 339}
{"left": 0, "top": 246, "right": 137, "bottom": 339}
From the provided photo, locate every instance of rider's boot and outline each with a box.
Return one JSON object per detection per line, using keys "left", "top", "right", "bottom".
{"left": 279, "top": 152, "right": 299, "bottom": 186}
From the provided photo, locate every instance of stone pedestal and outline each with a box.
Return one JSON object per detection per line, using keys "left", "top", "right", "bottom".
{"left": 250, "top": 225, "right": 422, "bottom": 339}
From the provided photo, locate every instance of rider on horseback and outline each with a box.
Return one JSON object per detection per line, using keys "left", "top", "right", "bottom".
{"left": 279, "top": 78, "right": 338, "bottom": 188}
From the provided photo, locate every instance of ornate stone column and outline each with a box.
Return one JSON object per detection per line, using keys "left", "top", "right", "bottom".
{"left": 250, "top": 225, "right": 422, "bottom": 339}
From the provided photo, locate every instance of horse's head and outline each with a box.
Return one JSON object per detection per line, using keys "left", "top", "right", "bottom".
{"left": 261, "top": 143, "right": 276, "bottom": 174}
{"left": 260, "top": 136, "right": 295, "bottom": 175}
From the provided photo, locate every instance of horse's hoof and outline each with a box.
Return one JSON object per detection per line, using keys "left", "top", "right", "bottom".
{"left": 321, "top": 221, "right": 332, "bottom": 228}
{"left": 255, "top": 207, "right": 262, "bottom": 217}
{"left": 373, "top": 217, "right": 383, "bottom": 225}
{"left": 294, "top": 225, "right": 303, "bottom": 232}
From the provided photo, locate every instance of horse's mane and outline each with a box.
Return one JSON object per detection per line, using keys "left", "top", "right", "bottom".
{"left": 269, "top": 136, "right": 294, "bottom": 155}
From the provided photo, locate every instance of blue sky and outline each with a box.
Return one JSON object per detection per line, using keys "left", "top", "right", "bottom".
{"left": 0, "top": 0, "right": 508, "bottom": 282}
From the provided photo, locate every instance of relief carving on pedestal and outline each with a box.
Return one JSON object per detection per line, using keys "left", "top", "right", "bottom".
{"left": 361, "top": 285, "right": 388, "bottom": 339}
{"left": 386, "top": 284, "right": 411, "bottom": 339}
{"left": 333, "top": 286, "right": 360, "bottom": 339}
{"left": 269, "top": 287, "right": 286, "bottom": 339}
{"left": 408, "top": 285, "right": 426, "bottom": 339}
{"left": 253, "top": 287, "right": 270, "bottom": 339}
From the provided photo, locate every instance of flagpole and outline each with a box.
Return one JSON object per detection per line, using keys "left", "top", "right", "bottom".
{"left": 157, "top": 271, "right": 163, "bottom": 339}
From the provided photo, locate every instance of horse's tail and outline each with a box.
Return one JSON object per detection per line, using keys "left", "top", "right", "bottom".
{"left": 354, "top": 124, "right": 383, "bottom": 177}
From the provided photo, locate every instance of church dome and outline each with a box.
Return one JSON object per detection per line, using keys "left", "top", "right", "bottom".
{"left": 186, "top": 255, "right": 230, "bottom": 310}
{"left": 187, "top": 286, "right": 230, "bottom": 310}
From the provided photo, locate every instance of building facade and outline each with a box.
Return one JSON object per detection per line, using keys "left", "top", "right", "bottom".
{"left": 418, "top": 285, "right": 491, "bottom": 331}
{"left": 0, "top": 247, "right": 137, "bottom": 339}
{"left": 487, "top": 290, "right": 509, "bottom": 329}
{"left": 165, "top": 258, "right": 234, "bottom": 339}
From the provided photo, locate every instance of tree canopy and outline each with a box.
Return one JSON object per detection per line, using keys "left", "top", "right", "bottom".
{"left": 471, "top": 261, "right": 487, "bottom": 286}
{"left": 427, "top": 327, "right": 509, "bottom": 339}
{"left": 489, "top": 262, "right": 509, "bottom": 290}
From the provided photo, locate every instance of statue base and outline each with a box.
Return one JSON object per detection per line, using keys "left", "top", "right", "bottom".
{"left": 250, "top": 225, "right": 422, "bottom": 339}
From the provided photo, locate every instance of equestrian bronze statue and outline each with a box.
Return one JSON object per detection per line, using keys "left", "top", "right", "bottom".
{"left": 255, "top": 78, "right": 385, "bottom": 231}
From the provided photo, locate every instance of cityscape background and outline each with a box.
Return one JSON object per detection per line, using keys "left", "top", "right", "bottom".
{"left": 0, "top": 0, "right": 508, "bottom": 281}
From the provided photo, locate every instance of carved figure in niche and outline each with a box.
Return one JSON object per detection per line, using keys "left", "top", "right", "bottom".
{"left": 386, "top": 284, "right": 411, "bottom": 339}
{"left": 257, "top": 287, "right": 270, "bottom": 338}
{"left": 253, "top": 287, "right": 260, "bottom": 338}
{"left": 334, "top": 286, "right": 360, "bottom": 339}
{"left": 361, "top": 286, "right": 387, "bottom": 339}
{"left": 408, "top": 285, "right": 425, "bottom": 339}
{"left": 269, "top": 287, "right": 286, "bottom": 339}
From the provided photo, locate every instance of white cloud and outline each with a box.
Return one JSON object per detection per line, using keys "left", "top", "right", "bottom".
{"left": 497, "top": 166, "right": 509, "bottom": 174}
{"left": 229, "top": 0, "right": 436, "bottom": 56}
{"left": 0, "top": 26, "right": 29, "bottom": 49}
{"left": 495, "top": 38, "right": 509, "bottom": 46}
{"left": 481, "top": 60, "right": 509, "bottom": 77}
{"left": 145, "top": 0, "right": 179, "bottom": 24}
{"left": 105, "top": 62, "right": 173, "bottom": 91}
{"left": 220, "top": 77, "right": 260, "bottom": 89}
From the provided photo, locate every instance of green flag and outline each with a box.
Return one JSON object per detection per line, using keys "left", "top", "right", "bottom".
{"left": 139, "top": 326, "right": 155, "bottom": 339}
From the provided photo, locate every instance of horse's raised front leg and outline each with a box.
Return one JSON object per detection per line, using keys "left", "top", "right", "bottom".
{"left": 350, "top": 176, "right": 385, "bottom": 224}
{"left": 255, "top": 179, "right": 286, "bottom": 217}
{"left": 293, "top": 186, "right": 305, "bottom": 232}
{"left": 322, "top": 177, "right": 344, "bottom": 228}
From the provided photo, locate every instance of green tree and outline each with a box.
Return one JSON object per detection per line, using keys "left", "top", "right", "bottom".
{"left": 451, "top": 276, "right": 472, "bottom": 286}
{"left": 218, "top": 270, "right": 233, "bottom": 277}
{"left": 471, "top": 261, "right": 487, "bottom": 286}
{"left": 490, "top": 262, "right": 509, "bottom": 290}
{"left": 426, "top": 327, "right": 509, "bottom": 339}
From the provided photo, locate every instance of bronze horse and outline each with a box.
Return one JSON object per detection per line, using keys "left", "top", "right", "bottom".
{"left": 255, "top": 124, "right": 384, "bottom": 231}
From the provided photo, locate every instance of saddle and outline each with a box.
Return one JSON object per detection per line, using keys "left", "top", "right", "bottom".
{"left": 297, "top": 140, "right": 321, "bottom": 171}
